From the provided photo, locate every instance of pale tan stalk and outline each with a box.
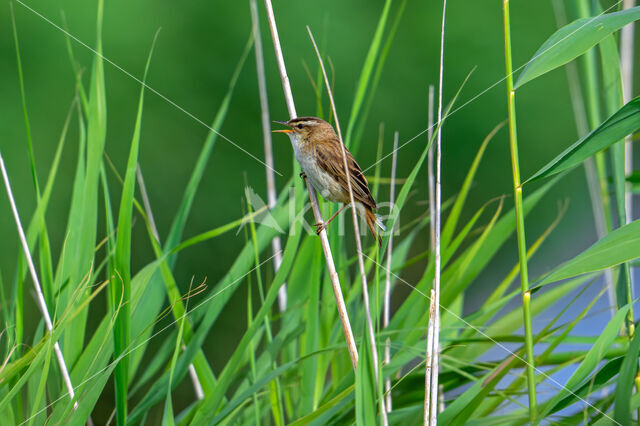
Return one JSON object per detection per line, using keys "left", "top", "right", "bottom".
{"left": 423, "top": 289, "right": 436, "bottom": 425}
{"left": 429, "top": 1, "right": 448, "bottom": 423}
{"left": 250, "top": 0, "right": 287, "bottom": 312}
{"left": 384, "top": 131, "right": 399, "bottom": 412}
{"left": 621, "top": 0, "right": 635, "bottom": 225}
{"left": 0, "top": 151, "right": 77, "bottom": 408}
{"left": 307, "top": 27, "right": 388, "bottom": 423}
{"left": 424, "top": 84, "right": 435, "bottom": 425}
{"left": 262, "top": 0, "right": 358, "bottom": 369}
{"left": 427, "top": 85, "right": 435, "bottom": 248}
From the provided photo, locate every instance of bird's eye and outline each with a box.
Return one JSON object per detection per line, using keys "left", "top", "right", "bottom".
{"left": 296, "top": 123, "right": 304, "bottom": 129}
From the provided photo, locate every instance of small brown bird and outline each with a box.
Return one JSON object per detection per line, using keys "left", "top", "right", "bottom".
{"left": 273, "top": 116, "right": 385, "bottom": 246}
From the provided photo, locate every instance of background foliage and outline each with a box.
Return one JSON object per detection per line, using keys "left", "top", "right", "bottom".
{"left": 0, "top": 0, "right": 639, "bottom": 424}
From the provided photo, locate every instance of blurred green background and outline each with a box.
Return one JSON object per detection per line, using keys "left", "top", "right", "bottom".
{"left": 0, "top": 0, "right": 637, "bottom": 420}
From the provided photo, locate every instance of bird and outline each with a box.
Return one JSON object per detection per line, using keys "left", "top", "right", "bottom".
{"left": 273, "top": 116, "right": 385, "bottom": 247}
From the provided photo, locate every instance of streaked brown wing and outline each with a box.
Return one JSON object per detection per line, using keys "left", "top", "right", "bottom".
{"left": 314, "top": 138, "right": 377, "bottom": 209}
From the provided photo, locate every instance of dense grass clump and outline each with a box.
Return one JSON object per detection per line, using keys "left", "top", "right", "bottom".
{"left": 1, "top": 0, "right": 639, "bottom": 424}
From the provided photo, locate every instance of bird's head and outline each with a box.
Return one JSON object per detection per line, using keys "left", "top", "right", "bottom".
{"left": 272, "top": 117, "right": 335, "bottom": 144}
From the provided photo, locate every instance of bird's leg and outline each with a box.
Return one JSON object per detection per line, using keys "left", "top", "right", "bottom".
{"left": 314, "top": 204, "right": 348, "bottom": 235}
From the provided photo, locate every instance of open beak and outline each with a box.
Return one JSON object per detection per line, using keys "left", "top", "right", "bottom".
{"left": 272, "top": 120, "right": 293, "bottom": 133}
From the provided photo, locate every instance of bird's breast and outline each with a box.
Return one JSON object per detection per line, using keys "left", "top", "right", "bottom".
{"left": 294, "top": 143, "right": 346, "bottom": 204}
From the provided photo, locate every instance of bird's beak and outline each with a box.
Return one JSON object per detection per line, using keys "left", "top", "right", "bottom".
{"left": 272, "top": 120, "right": 293, "bottom": 133}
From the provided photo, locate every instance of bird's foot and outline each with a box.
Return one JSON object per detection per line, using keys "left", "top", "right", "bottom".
{"left": 314, "top": 221, "right": 328, "bottom": 235}
{"left": 299, "top": 171, "right": 307, "bottom": 180}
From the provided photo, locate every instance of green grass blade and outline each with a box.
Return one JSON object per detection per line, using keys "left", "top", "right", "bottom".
{"left": 355, "top": 323, "right": 377, "bottom": 425}
{"left": 164, "top": 36, "right": 253, "bottom": 260}
{"left": 161, "top": 282, "right": 190, "bottom": 426}
{"left": 125, "top": 40, "right": 251, "bottom": 395}
{"left": 526, "top": 97, "right": 640, "bottom": 183}
{"left": 10, "top": 3, "right": 39, "bottom": 195}
{"left": 538, "top": 302, "right": 633, "bottom": 419}
{"left": 60, "top": 0, "right": 107, "bottom": 369}
{"left": 536, "top": 218, "right": 640, "bottom": 286}
{"left": 188, "top": 204, "right": 303, "bottom": 423}
{"left": 515, "top": 7, "right": 640, "bottom": 89}
{"left": 351, "top": 0, "right": 407, "bottom": 154}
{"left": 344, "top": 0, "right": 393, "bottom": 151}
{"left": 441, "top": 122, "right": 505, "bottom": 248}
{"left": 598, "top": 20, "right": 634, "bottom": 331}
{"left": 26, "top": 326, "right": 53, "bottom": 426}
{"left": 110, "top": 31, "right": 158, "bottom": 425}
{"left": 128, "top": 192, "right": 299, "bottom": 423}
{"left": 381, "top": 72, "right": 472, "bottom": 256}
{"left": 614, "top": 328, "right": 640, "bottom": 424}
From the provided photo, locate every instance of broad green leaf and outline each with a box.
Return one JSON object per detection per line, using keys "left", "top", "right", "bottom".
{"left": 538, "top": 303, "right": 632, "bottom": 419}
{"left": 614, "top": 328, "right": 640, "bottom": 424}
{"left": 537, "top": 218, "right": 640, "bottom": 285}
{"left": 597, "top": 15, "right": 634, "bottom": 330}
{"left": 60, "top": 0, "right": 107, "bottom": 369}
{"left": 527, "top": 97, "right": 640, "bottom": 183}
{"left": 110, "top": 30, "right": 157, "bottom": 425}
{"left": 515, "top": 7, "right": 640, "bottom": 89}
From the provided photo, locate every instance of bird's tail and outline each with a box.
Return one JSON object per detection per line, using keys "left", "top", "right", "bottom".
{"left": 364, "top": 207, "right": 385, "bottom": 248}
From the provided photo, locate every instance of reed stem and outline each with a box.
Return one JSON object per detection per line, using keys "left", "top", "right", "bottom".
{"left": 621, "top": 0, "right": 635, "bottom": 226}
{"left": 502, "top": 1, "right": 537, "bottom": 421}
{"left": 0, "top": 151, "right": 77, "bottom": 409}
{"left": 384, "top": 131, "right": 399, "bottom": 412}
{"left": 250, "top": 0, "right": 287, "bottom": 312}
{"left": 263, "top": 0, "right": 359, "bottom": 369}
{"left": 307, "top": 26, "right": 388, "bottom": 423}
{"left": 428, "top": 1, "right": 447, "bottom": 423}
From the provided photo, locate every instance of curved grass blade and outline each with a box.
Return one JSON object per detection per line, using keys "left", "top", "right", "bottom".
{"left": 355, "top": 325, "right": 377, "bottom": 426}
{"left": 110, "top": 31, "right": 158, "bottom": 425}
{"left": 537, "top": 302, "right": 633, "bottom": 419}
{"left": 536, "top": 218, "right": 640, "bottom": 286}
{"left": 515, "top": 7, "right": 640, "bottom": 89}
{"left": 613, "top": 324, "right": 640, "bottom": 424}
{"left": 351, "top": 0, "right": 406, "bottom": 156}
{"left": 597, "top": 13, "right": 634, "bottom": 333}
{"left": 381, "top": 71, "right": 472, "bottom": 256}
{"left": 59, "top": 0, "right": 107, "bottom": 369}
{"left": 127, "top": 36, "right": 253, "bottom": 395}
{"left": 526, "top": 97, "right": 640, "bottom": 183}
{"left": 344, "top": 0, "right": 392, "bottom": 151}
{"left": 128, "top": 191, "right": 300, "bottom": 424}
{"left": 187, "top": 201, "right": 304, "bottom": 424}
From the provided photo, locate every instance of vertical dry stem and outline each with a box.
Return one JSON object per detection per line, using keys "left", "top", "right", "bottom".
{"left": 427, "top": 85, "right": 435, "bottom": 247}
{"left": 262, "top": 0, "right": 358, "bottom": 369}
{"left": 0, "top": 151, "right": 77, "bottom": 407}
{"left": 384, "top": 131, "right": 399, "bottom": 412}
{"left": 424, "top": 83, "right": 435, "bottom": 424}
{"left": 428, "top": 1, "right": 448, "bottom": 423}
{"left": 423, "top": 289, "right": 436, "bottom": 425}
{"left": 307, "top": 26, "right": 388, "bottom": 423}
{"left": 621, "top": 0, "right": 635, "bottom": 225}
{"left": 250, "top": 0, "right": 287, "bottom": 312}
